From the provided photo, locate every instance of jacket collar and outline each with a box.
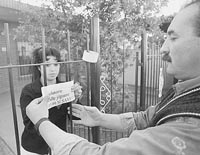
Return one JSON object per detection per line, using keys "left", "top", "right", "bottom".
{"left": 173, "top": 76, "right": 200, "bottom": 96}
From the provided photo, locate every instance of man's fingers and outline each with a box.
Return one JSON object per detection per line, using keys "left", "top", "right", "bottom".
{"left": 84, "top": 106, "right": 97, "bottom": 113}
{"left": 71, "top": 104, "right": 83, "bottom": 110}
{"left": 68, "top": 107, "right": 82, "bottom": 115}
{"left": 71, "top": 104, "right": 98, "bottom": 113}
{"left": 71, "top": 112, "right": 80, "bottom": 118}
{"left": 73, "top": 120, "right": 83, "bottom": 125}
{"left": 68, "top": 108, "right": 81, "bottom": 115}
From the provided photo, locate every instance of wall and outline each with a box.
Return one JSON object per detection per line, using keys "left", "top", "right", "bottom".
{"left": 0, "top": 21, "right": 21, "bottom": 94}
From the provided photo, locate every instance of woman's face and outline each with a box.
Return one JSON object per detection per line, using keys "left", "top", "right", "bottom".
{"left": 39, "top": 55, "right": 60, "bottom": 82}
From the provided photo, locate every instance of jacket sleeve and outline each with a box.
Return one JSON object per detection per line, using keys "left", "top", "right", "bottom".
{"left": 119, "top": 106, "right": 156, "bottom": 134}
{"left": 20, "top": 87, "right": 36, "bottom": 133}
{"left": 53, "top": 122, "right": 183, "bottom": 155}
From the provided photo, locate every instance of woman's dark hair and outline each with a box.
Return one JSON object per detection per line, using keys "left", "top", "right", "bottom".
{"left": 32, "top": 47, "right": 61, "bottom": 81}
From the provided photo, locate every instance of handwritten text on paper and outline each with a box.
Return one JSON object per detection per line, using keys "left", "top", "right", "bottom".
{"left": 41, "top": 81, "right": 75, "bottom": 109}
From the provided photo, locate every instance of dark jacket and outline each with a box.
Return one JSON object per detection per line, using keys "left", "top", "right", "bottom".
{"left": 20, "top": 78, "right": 80, "bottom": 154}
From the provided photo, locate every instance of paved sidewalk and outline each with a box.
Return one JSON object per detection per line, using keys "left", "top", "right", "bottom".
{"left": 0, "top": 91, "right": 24, "bottom": 155}
{"left": 0, "top": 137, "right": 15, "bottom": 155}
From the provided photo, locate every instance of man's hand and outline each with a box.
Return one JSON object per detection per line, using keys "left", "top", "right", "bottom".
{"left": 26, "top": 96, "right": 49, "bottom": 124}
{"left": 68, "top": 104, "right": 102, "bottom": 127}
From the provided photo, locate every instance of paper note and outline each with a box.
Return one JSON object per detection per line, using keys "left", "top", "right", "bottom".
{"left": 41, "top": 81, "right": 75, "bottom": 109}
{"left": 82, "top": 50, "right": 99, "bottom": 63}
{"left": 158, "top": 68, "right": 164, "bottom": 98}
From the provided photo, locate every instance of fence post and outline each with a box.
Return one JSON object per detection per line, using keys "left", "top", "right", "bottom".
{"left": 134, "top": 51, "right": 139, "bottom": 112}
{"left": 86, "top": 34, "right": 91, "bottom": 141}
{"left": 90, "top": 15, "right": 100, "bottom": 144}
{"left": 66, "top": 30, "right": 71, "bottom": 81}
{"left": 4, "top": 23, "right": 21, "bottom": 155}
{"left": 66, "top": 30, "right": 74, "bottom": 133}
{"left": 41, "top": 27, "right": 47, "bottom": 86}
{"left": 140, "top": 30, "right": 147, "bottom": 111}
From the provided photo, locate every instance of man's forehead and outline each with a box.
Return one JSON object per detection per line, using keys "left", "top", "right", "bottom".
{"left": 166, "top": 4, "right": 198, "bottom": 35}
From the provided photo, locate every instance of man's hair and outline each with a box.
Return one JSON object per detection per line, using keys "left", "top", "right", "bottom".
{"left": 183, "top": 0, "right": 200, "bottom": 36}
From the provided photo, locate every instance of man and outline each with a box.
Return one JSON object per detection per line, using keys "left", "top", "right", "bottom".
{"left": 26, "top": 1, "right": 200, "bottom": 155}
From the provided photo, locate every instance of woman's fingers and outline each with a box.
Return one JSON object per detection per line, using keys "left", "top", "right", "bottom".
{"left": 72, "top": 83, "right": 82, "bottom": 91}
{"left": 74, "top": 89, "right": 82, "bottom": 99}
{"left": 72, "top": 82, "right": 83, "bottom": 99}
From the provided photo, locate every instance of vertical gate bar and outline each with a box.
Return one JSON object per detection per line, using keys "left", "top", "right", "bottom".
{"left": 155, "top": 44, "right": 159, "bottom": 102}
{"left": 86, "top": 34, "right": 91, "bottom": 141}
{"left": 42, "top": 27, "right": 52, "bottom": 155}
{"left": 150, "top": 43, "right": 154, "bottom": 106}
{"left": 90, "top": 15, "right": 100, "bottom": 144}
{"left": 86, "top": 60, "right": 91, "bottom": 141}
{"left": 75, "top": 48, "right": 80, "bottom": 137}
{"left": 134, "top": 52, "right": 139, "bottom": 112}
{"left": 154, "top": 44, "right": 158, "bottom": 103}
{"left": 66, "top": 30, "right": 74, "bottom": 133}
{"left": 121, "top": 42, "right": 125, "bottom": 137}
{"left": 140, "top": 30, "right": 147, "bottom": 111}
{"left": 110, "top": 45, "right": 113, "bottom": 141}
{"left": 4, "top": 23, "right": 21, "bottom": 155}
{"left": 146, "top": 44, "right": 150, "bottom": 108}
{"left": 41, "top": 28, "right": 47, "bottom": 86}
{"left": 152, "top": 43, "right": 156, "bottom": 106}
{"left": 148, "top": 43, "right": 151, "bottom": 106}
{"left": 122, "top": 42, "right": 125, "bottom": 113}
{"left": 157, "top": 44, "right": 160, "bottom": 99}
{"left": 155, "top": 44, "right": 158, "bottom": 103}
{"left": 147, "top": 43, "right": 151, "bottom": 107}
{"left": 67, "top": 30, "right": 71, "bottom": 81}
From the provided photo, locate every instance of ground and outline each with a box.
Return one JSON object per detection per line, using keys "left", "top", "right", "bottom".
{"left": 0, "top": 90, "right": 23, "bottom": 155}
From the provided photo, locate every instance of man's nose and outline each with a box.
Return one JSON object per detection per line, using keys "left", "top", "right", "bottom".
{"left": 160, "top": 40, "right": 171, "bottom": 62}
{"left": 160, "top": 40, "right": 169, "bottom": 55}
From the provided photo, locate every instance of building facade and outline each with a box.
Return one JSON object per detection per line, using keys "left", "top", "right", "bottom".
{"left": 0, "top": 0, "right": 32, "bottom": 93}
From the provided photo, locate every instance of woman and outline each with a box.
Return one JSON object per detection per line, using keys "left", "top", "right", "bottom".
{"left": 20, "top": 47, "right": 82, "bottom": 155}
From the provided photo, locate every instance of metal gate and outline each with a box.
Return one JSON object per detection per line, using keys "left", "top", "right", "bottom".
{"left": 0, "top": 21, "right": 170, "bottom": 155}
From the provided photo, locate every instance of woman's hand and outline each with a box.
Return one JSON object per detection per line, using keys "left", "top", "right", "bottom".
{"left": 68, "top": 104, "right": 102, "bottom": 127}
{"left": 71, "top": 82, "right": 82, "bottom": 101}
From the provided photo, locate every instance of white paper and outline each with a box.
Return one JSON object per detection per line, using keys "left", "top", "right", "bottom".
{"left": 158, "top": 68, "right": 164, "bottom": 98}
{"left": 82, "top": 50, "right": 99, "bottom": 63}
{"left": 41, "top": 81, "right": 75, "bottom": 109}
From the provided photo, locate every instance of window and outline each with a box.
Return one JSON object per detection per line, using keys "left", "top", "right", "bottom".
{"left": 17, "top": 42, "right": 33, "bottom": 76}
